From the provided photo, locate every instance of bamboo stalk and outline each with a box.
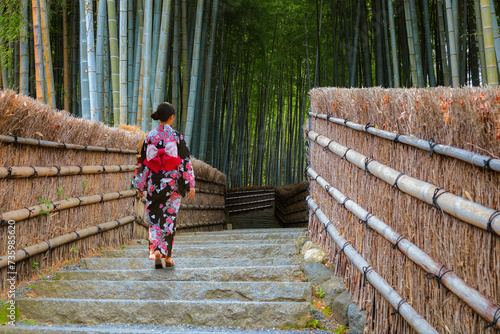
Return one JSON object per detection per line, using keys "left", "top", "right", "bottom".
{"left": 307, "top": 167, "right": 500, "bottom": 330}
{"left": 309, "top": 112, "right": 500, "bottom": 172}
{"left": 141, "top": 0, "right": 153, "bottom": 132}
{"left": 85, "top": 0, "right": 98, "bottom": 120}
{"left": 97, "top": 0, "right": 108, "bottom": 118}
{"left": 445, "top": 0, "right": 460, "bottom": 87}
{"left": 480, "top": 0, "right": 499, "bottom": 85}
{"left": 307, "top": 129, "right": 500, "bottom": 235}
{"left": 0, "top": 134, "right": 138, "bottom": 154}
{"left": 475, "top": 0, "right": 488, "bottom": 84}
{"left": 0, "top": 164, "right": 135, "bottom": 179}
{"left": 489, "top": 0, "right": 500, "bottom": 74}
{"left": 40, "top": 0, "right": 56, "bottom": 108}
{"left": 107, "top": 0, "right": 120, "bottom": 125}
{"left": 153, "top": 0, "right": 172, "bottom": 108}
{"left": 62, "top": 0, "right": 70, "bottom": 111}
{"left": 127, "top": 0, "right": 134, "bottom": 122}
{"left": 32, "top": 0, "right": 45, "bottom": 103}
{"left": 0, "top": 215, "right": 138, "bottom": 268}
{"left": 79, "top": 0, "right": 90, "bottom": 118}
{"left": 0, "top": 190, "right": 137, "bottom": 223}
{"left": 437, "top": 0, "right": 450, "bottom": 85}
{"left": 119, "top": 0, "right": 128, "bottom": 125}
{"left": 19, "top": 0, "right": 29, "bottom": 96}
{"left": 131, "top": 0, "right": 144, "bottom": 126}
{"left": 306, "top": 196, "right": 438, "bottom": 334}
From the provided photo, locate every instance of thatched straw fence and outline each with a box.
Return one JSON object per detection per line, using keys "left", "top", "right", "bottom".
{"left": 275, "top": 182, "right": 307, "bottom": 227}
{"left": 0, "top": 90, "right": 226, "bottom": 297}
{"left": 307, "top": 87, "right": 500, "bottom": 334}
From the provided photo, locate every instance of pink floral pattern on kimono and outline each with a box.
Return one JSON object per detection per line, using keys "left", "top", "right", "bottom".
{"left": 132, "top": 124, "right": 195, "bottom": 260}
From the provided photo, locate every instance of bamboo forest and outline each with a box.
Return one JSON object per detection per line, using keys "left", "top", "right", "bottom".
{"left": 0, "top": 0, "right": 499, "bottom": 188}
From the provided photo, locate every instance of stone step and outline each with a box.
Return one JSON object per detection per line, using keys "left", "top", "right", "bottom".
{"left": 16, "top": 299, "right": 311, "bottom": 328}
{"left": 52, "top": 265, "right": 302, "bottom": 282}
{"left": 81, "top": 257, "right": 298, "bottom": 270}
{"left": 1, "top": 324, "right": 323, "bottom": 334}
{"left": 100, "top": 244, "right": 296, "bottom": 259}
{"left": 34, "top": 280, "right": 312, "bottom": 302}
{"left": 125, "top": 238, "right": 293, "bottom": 248}
{"left": 174, "top": 231, "right": 305, "bottom": 241}
{"left": 179, "top": 227, "right": 305, "bottom": 235}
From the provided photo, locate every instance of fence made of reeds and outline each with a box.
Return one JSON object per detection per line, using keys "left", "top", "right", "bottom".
{"left": 0, "top": 90, "right": 226, "bottom": 297}
{"left": 307, "top": 87, "right": 500, "bottom": 334}
{"left": 275, "top": 182, "right": 307, "bottom": 227}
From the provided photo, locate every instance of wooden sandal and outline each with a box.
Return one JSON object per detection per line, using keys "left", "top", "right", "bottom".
{"left": 164, "top": 256, "right": 175, "bottom": 267}
{"left": 154, "top": 251, "right": 163, "bottom": 269}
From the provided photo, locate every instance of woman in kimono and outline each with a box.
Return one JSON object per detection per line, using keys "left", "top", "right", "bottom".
{"left": 132, "top": 102, "right": 195, "bottom": 269}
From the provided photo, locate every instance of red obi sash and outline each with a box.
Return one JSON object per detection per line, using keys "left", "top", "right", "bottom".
{"left": 144, "top": 148, "right": 182, "bottom": 173}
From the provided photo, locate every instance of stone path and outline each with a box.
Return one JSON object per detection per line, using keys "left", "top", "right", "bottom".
{"left": 6, "top": 228, "right": 316, "bottom": 333}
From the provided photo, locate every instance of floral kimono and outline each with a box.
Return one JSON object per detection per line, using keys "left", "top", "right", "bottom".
{"left": 132, "top": 124, "right": 195, "bottom": 260}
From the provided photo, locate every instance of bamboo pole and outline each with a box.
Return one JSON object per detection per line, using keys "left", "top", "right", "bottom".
{"left": 306, "top": 197, "right": 438, "bottom": 334}
{"left": 97, "top": 0, "right": 107, "bottom": 118}
{"left": 184, "top": 0, "right": 204, "bottom": 147}
{"left": 403, "top": 0, "right": 417, "bottom": 86}
{"left": 0, "top": 190, "right": 136, "bottom": 223}
{"left": 150, "top": 0, "right": 162, "bottom": 111}
{"left": 309, "top": 112, "right": 500, "bottom": 172}
{"left": 85, "top": 0, "right": 98, "bottom": 120}
{"left": 62, "top": 0, "right": 70, "bottom": 111}
{"left": 307, "top": 167, "right": 500, "bottom": 330}
{"left": 0, "top": 164, "right": 135, "bottom": 179}
{"left": 131, "top": 0, "right": 144, "bottom": 126}
{"left": 307, "top": 130, "right": 500, "bottom": 235}
{"left": 437, "top": 0, "right": 450, "bottom": 85}
{"left": 0, "top": 215, "right": 137, "bottom": 268}
{"left": 79, "top": 0, "right": 90, "bottom": 118}
{"left": 107, "top": 0, "right": 120, "bottom": 125}
{"left": 475, "top": 0, "right": 488, "bottom": 84}
{"left": 32, "top": 0, "right": 45, "bottom": 103}
{"left": 445, "top": 0, "right": 460, "bottom": 87}
{"left": 40, "top": 0, "right": 56, "bottom": 108}
{"left": 480, "top": 0, "right": 498, "bottom": 85}
{"left": 119, "top": 0, "right": 128, "bottom": 125}
{"left": 19, "top": 0, "right": 29, "bottom": 96}
{"left": 127, "top": 0, "right": 134, "bottom": 122}
{"left": 141, "top": 0, "right": 153, "bottom": 132}
{"left": 0, "top": 134, "right": 138, "bottom": 154}
{"left": 153, "top": 0, "right": 173, "bottom": 108}
{"left": 489, "top": 0, "right": 500, "bottom": 74}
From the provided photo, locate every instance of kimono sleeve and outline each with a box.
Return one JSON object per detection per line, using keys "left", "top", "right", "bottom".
{"left": 131, "top": 137, "right": 150, "bottom": 192}
{"left": 177, "top": 133, "right": 195, "bottom": 189}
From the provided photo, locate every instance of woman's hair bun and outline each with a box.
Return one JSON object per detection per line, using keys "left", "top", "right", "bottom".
{"left": 151, "top": 111, "right": 159, "bottom": 120}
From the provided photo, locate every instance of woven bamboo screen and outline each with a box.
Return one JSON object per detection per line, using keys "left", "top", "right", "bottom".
{"left": 307, "top": 87, "right": 500, "bottom": 334}
{"left": 0, "top": 90, "right": 226, "bottom": 297}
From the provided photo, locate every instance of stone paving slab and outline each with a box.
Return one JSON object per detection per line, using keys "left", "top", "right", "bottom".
{"left": 100, "top": 244, "right": 296, "bottom": 259}
{"left": 81, "top": 257, "right": 298, "bottom": 270}
{"left": 34, "top": 280, "right": 312, "bottom": 302}
{"left": 53, "top": 265, "right": 302, "bottom": 282}
{"left": 15, "top": 299, "right": 312, "bottom": 328}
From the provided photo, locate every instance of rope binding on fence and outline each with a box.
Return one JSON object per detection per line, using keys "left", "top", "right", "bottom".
{"left": 425, "top": 265, "right": 453, "bottom": 292}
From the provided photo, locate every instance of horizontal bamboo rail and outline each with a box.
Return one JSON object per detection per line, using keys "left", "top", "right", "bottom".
{"left": 226, "top": 193, "right": 275, "bottom": 201}
{"left": 225, "top": 198, "right": 275, "bottom": 207}
{"left": 275, "top": 190, "right": 307, "bottom": 202}
{"left": 309, "top": 112, "right": 500, "bottom": 172}
{"left": 138, "top": 197, "right": 224, "bottom": 210}
{"left": 0, "top": 190, "right": 136, "bottom": 224}
{"left": 0, "top": 215, "right": 137, "bottom": 268}
{"left": 178, "top": 221, "right": 225, "bottom": 230}
{"left": 194, "top": 188, "right": 225, "bottom": 196}
{"left": 307, "top": 130, "right": 500, "bottom": 236}
{"left": 0, "top": 164, "right": 135, "bottom": 179}
{"left": 275, "top": 195, "right": 307, "bottom": 207}
{"left": 307, "top": 167, "right": 500, "bottom": 330}
{"left": 306, "top": 196, "right": 438, "bottom": 334}
{"left": 195, "top": 177, "right": 226, "bottom": 187}
{"left": 0, "top": 134, "right": 138, "bottom": 154}
{"left": 227, "top": 189, "right": 275, "bottom": 196}
{"left": 228, "top": 205, "right": 273, "bottom": 214}
{"left": 274, "top": 205, "right": 305, "bottom": 216}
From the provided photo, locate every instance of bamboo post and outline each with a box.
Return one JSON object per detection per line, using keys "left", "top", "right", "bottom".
{"left": 31, "top": 0, "right": 45, "bottom": 103}
{"left": 475, "top": 0, "right": 488, "bottom": 84}
{"left": 489, "top": 0, "right": 500, "bottom": 74}
{"left": 19, "top": 0, "right": 29, "bottom": 96}
{"left": 307, "top": 167, "right": 500, "bottom": 330}
{"left": 306, "top": 130, "right": 500, "bottom": 235}
{"left": 309, "top": 112, "right": 500, "bottom": 172}
{"left": 119, "top": 0, "right": 128, "bottom": 125}
{"left": 444, "top": 0, "right": 460, "bottom": 87}
{"left": 480, "top": 0, "right": 499, "bottom": 85}
{"left": 306, "top": 197, "right": 438, "bottom": 334}
{"left": 40, "top": 0, "right": 56, "bottom": 108}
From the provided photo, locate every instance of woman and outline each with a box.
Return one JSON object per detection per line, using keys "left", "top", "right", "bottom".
{"left": 132, "top": 102, "right": 195, "bottom": 269}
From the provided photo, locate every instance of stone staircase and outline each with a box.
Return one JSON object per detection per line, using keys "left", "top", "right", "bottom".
{"left": 10, "top": 228, "right": 312, "bottom": 332}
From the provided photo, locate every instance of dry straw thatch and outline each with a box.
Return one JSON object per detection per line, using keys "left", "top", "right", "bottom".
{"left": 308, "top": 87, "right": 500, "bottom": 334}
{"left": 0, "top": 90, "right": 227, "bottom": 296}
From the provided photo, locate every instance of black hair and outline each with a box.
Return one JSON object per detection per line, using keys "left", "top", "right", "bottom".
{"left": 151, "top": 102, "right": 175, "bottom": 122}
